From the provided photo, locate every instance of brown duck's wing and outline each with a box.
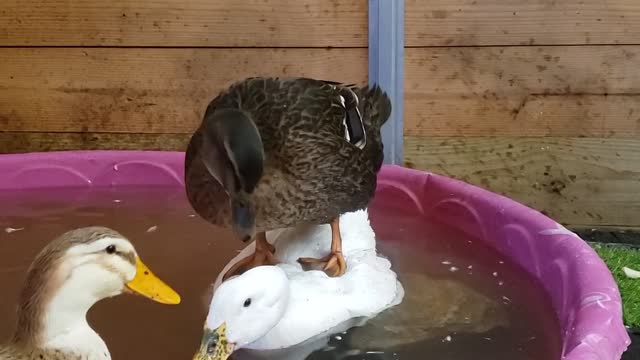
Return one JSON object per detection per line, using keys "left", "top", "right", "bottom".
{"left": 304, "top": 80, "right": 367, "bottom": 150}
{"left": 274, "top": 104, "right": 377, "bottom": 218}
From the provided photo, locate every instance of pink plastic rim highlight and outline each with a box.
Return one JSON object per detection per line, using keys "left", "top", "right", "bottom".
{"left": 0, "top": 150, "right": 630, "bottom": 359}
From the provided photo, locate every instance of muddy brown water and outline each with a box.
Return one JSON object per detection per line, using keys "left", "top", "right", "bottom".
{"left": 0, "top": 187, "right": 561, "bottom": 360}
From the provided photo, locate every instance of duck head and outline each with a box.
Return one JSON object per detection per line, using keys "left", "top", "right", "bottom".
{"left": 12, "top": 226, "right": 181, "bottom": 346}
{"left": 200, "top": 108, "right": 265, "bottom": 242}
{"left": 193, "top": 266, "right": 289, "bottom": 360}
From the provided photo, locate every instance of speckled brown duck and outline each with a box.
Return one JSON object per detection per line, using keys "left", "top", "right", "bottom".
{"left": 0, "top": 227, "right": 180, "bottom": 360}
{"left": 184, "top": 77, "right": 391, "bottom": 280}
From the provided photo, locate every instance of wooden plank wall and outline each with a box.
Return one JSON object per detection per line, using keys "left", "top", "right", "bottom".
{"left": 2, "top": 1, "right": 639, "bottom": 228}
{"left": 405, "top": 0, "right": 640, "bottom": 228}
{"left": 0, "top": 0, "right": 368, "bottom": 150}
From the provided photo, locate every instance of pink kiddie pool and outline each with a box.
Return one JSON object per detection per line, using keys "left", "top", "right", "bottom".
{"left": 0, "top": 151, "right": 630, "bottom": 359}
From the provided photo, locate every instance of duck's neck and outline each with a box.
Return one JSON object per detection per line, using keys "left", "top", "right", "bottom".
{"left": 43, "top": 279, "right": 101, "bottom": 339}
{"left": 13, "top": 268, "right": 108, "bottom": 357}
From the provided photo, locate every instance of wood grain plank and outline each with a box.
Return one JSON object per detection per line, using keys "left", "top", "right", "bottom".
{"left": 0, "top": 47, "right": 367, "bottom": 133}
{"left": 406, "top": 0, "right": 640, "bottom": 46}
{"left": 0, "top": 132, "right": 191, "bottom": 153}
{"left": 405, "top": 46, "right": 640, "bottom": 137}
{"left": 0, "top": 0, "right": 367, "bottom": 47}
{"left": 404, "top": 136, "right": 640, "bottom": 227}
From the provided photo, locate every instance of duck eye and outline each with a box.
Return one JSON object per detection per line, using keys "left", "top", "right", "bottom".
{"left": 105, "top": 245, "right": 116, "bottom": 254}
{"left": 243, "top": 298, "right": 252, "bottom": 307}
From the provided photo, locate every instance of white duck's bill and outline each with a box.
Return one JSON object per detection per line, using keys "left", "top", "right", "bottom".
{"left": 193, "top": 323, "right": 236, "bottom": 360}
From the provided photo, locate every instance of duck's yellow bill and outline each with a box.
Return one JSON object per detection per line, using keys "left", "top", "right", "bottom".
{"left": 125, "top": 257, "right": 181, "bottom": 305}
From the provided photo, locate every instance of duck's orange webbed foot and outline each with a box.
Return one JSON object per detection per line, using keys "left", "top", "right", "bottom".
{"left": 222, "top": 232, "right": 277, "bottom": 281}
{"left": 298, "top": 251, "right": 346, "bottom": 277}
{"left": 298, "top": 217, "right": 347, "bottom": 277}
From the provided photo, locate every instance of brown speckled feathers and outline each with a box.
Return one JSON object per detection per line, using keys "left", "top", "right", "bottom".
{"left": 185, "top": 77, "right": 391, "bottom": 234}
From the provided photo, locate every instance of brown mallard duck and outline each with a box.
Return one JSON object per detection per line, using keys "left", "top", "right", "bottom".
{"left": 0, "top": 227, "right": 180, "bottom": 360}
{"left": 185, "top": 77, "right": 391, "bottom": 280}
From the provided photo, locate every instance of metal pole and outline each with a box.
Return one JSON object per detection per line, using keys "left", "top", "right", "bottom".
{"left": 368, "top": 0, "right": 404, "bottom": 165}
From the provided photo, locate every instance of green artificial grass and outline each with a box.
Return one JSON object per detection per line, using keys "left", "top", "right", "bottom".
{"left": 591, "top": 242, "right": 640, "bottom": 328}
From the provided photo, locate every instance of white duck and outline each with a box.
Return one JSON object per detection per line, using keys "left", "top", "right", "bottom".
{"left": 192, "top": 210, "right": 404, "bottom": 360}
{"left": 0, "top": 226, "right": 181, "bottom": 360}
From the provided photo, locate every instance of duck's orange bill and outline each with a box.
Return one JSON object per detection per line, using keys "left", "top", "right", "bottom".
{"left": 125, "top": 257, "right": 181, "bottom": 305}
